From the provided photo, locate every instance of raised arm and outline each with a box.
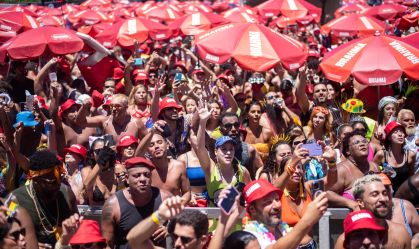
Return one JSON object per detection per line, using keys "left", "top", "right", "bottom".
{"left": 150, "top": 76, "right": 165, "bottom": 122}
{"left": 127, "top": 196, "right": 184, "bottom": 249}
{"left": 34, "top": 58, "right": 58, "bottom": 98}
{"left": 193, "top": 106, "right": 213, "bottom": 180}
{"left": 295, "top": 66, "right": 311, "bottom": 114}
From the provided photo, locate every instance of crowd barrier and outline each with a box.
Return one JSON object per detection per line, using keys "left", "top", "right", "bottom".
{"left": 77, "top": 206, "right": 350, "bottom": 249}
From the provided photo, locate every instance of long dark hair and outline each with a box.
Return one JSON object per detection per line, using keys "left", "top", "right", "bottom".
{"left": 265, "top": 103, "right": 283, "bottom": 134}
{"left": 86, "top": 138, "right": 105, "bottom": 167}
{"left": 262, "top": 141, "right": 291, "bottom": 177}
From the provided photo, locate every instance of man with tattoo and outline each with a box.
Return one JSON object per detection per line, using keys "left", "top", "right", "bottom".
{"left": 101, "top": 157, "right": 171, "bottom": 249}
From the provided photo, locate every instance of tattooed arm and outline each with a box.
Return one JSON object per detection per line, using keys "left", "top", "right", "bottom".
{"left": 101, "top": 195, "right": 118, "bottom": 249}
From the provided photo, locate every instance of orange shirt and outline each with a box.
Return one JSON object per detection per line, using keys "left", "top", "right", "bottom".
{"left": 281, "top": 191, "right": 312, "bottom": 227}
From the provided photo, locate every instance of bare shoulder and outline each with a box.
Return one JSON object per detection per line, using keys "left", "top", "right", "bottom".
{"left": 102, "top": 194, "right": 119, "bottom": 222}
{"left": 169, "top": 159, "right": 186, "bottom": 172}
{"left": 387, "top": 220, "right": 411, "bottom": 240}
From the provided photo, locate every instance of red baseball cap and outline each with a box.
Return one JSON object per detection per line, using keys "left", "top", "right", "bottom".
{"left": 343, "top": 210, "right": 384, "bottom": 237}
{"left": 174, "top": 61, "right": 187, "bottom": 72}
{"left": 134, "top": 72, "right": 149, "bottom": 82}
{"left": 158, "top": 97, "right": 182, "bottom": 117}
{"left": 384, "top": 121, "right": 405, "bottom": 140}
{"left": 125, "top": 156, "right": 155, "bottom": 170}
{"left": 69, "top": 220, "right": 106, "bottom": 245}
{"left": 244, "top": 179, "right": 283, "bottom": 209}
{"left": 192, "top": 68, "right": 205, "bottom": 75}
{"left": 116, "top": 135, "right": 138, "bottom": 151}
{"left": 64, "top": 144, "right": 87, "bottom": 161}
{"left": 58, "top": 99, "right": 80, "bottom": 119}
{"left": 308, "top": 50, "right": 320, "bottom": 58}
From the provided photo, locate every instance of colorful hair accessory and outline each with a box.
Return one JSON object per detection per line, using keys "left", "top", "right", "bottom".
{"left": 312, "top": 106, "right": 330, "bottom": 116}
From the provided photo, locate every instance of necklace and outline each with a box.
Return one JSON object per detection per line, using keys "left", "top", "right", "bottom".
{"left": 26, "top": 183, "right": 60, "bottom": 235}
{"left": 284, "top": 182, "right": 304, "bottom": 201}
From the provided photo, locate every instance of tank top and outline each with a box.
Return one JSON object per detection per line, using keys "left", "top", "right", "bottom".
{"left": 384, "top": 150, "right": 410, "bottom": 193}
{"left": 281, "top": 191, "right": 312, "bottom": 227}
{"left": 236, "top": 142, "right": 251, "bottom": 172}
{"left": 114, "top": 187, "right": 162, "bottom": 249}
{"left": 185, "top": 154, "right": 206, "bottom": 187}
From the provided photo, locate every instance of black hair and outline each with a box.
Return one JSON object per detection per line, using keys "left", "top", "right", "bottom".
{"left": 167, "top": 209, "right": 208, "bottom": 239}
{"left": 0, "top": 80, "right": 13, "bottom": 94}
{"left": 105, "top": 78, "right": 116, "bottom": 83}
{"left": 262, "top": 141, "right": 291, "bottom": 178}
{"left": 219, "top": 111, "right": 238, "bottom": 125}
{"left": 25, "top": 61, "right": 37, "bottom": 72}
{"left": 350, "top": 119, "right": 369, "bottom": 134}
{"left": 279, "top": 79, "right": 293, "bottom": 93}
{"left": 29, "top": 150, "right": 61, "bottom": 171}
{"left": 336, "top": 123, "right": 352, "bottom": 137}
{"left": 0, "top": 217, "right": 21, "bottom": 240}
{"left": 342, "top": 130, "right": 366, "bottom": 158}
{"left": 86, "top": 138, "right": 105, "bottom": 167}
{"left": 307, "top": 58, "right": 320, "bottom": 71}
{"left": 223, "top": 231, "right": 257, "bottom": 249}
{"left": 264, "top": 103, "right": 283, "bottom": 135}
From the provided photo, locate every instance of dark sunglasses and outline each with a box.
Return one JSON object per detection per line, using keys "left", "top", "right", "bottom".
{"left": 149, "top": 74, "right": 157, "bottom": 78}
{"left": 8, "top": 228, "right": 25, "bottom": 241}
{"left": 94, "top": 149, "right": 102, "bottom": 154}
{"left": 266, "top": 95, "right": 279, "bottom": 100}
{"left": 222, "top": 122, "right": 240, "bottom": 130}
{"left": 293, "top": 139, "right": 307, "bottom": 146}
{"left": 72, "top": 242, "right": 106, "bottom": 249}
{"left": 170, "top": 233, "right": 196, "bottom": 244}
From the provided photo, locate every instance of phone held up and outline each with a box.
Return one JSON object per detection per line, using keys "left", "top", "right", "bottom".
{"left": 217, "top": 186, "right": 240, "bottom": 215}
{"left": 311, "top": 179, "right": 324, "bottom": 198}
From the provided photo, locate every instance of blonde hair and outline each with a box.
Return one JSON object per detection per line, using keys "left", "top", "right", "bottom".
{"left": 128, "top": 84, "right": 148, "bottom": 107}
{"left": 112, "top": 94, "right": 128, "bottom": 107}
{"left": 352, "top": 175, "right": 382, "bottom": 199}
{"left": 397, "top": 109, "right": 414, "bottom": 123}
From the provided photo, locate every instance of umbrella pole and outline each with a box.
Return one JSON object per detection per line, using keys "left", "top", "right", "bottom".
{"left": 6, "top": 60, "right": 11, "bottom": 79}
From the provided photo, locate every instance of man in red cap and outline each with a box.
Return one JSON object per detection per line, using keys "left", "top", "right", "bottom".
{"left": 101, "top": 156, "right": 172, "bottom": 249}
{"left": 243, "top": 179, "right": 328, "bottom": 249}
{"left": 341, "top": 210, "right": 385, "bottom": 249}
{"left": 335, "top": 174, "right": 411, "bottom": 249}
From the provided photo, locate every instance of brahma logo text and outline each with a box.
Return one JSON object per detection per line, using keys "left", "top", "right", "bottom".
{"left": 389, "top": 41, "right": 419, "bottom": 64}
{"left": 249, "top": 31, "right": 262, "bottom": 57}
{"left": 51, "top": 34, "right": 71, "bottom": 40}
{"left": 368, "top": 77, "right": 386, "bottom": 84}
{"left": 335, "top": 43, "right": 367, "bottom": 67}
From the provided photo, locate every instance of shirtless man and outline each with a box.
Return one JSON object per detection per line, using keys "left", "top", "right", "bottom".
{"left": 335, "top": 175, "right": 411, "bottom": 249}
{"left": 327, "top": 131, "right": 380, "bottom": 209}
{"left": 146, "top": 131, "right": 191, "bottom": 204}
{"left": 101, "top": 157, "right": 171, "bottom": 249}
{"left": 78, "top": 94, "right": 147, "bottom": 142}
{"left": 380, "top": 173, "right": 419, "bottom": 249}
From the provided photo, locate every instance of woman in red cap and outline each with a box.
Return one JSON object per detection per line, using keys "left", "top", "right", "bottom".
{"left": 63, "top": 144, "right": 89, "bottom": 205}
{"left": 114, "top": 135, "right": 139, "bottom": 190}
{"left": 373, "top": 121, "right": 415, "bottom": 193}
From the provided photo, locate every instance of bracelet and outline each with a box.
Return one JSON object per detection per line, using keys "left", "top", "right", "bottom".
{"left": 151, "top": 211, "right": 161, "bottom": 225}
{"left": 328, "top": 161, "right": 337, "bottom": 168}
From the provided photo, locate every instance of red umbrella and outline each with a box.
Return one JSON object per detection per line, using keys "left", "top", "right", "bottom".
{"left": 298, "top": 0, "right": 321, "bottom": 22}
{"left": 195, "top": 23, "right": 308, "bottom": 71}
{"left": 401, "top": 32, "right": 419, "bottom": 49}
{"left": 61, "top": 4, "right": 79, "bottom": 14}
{"left": 78, "top": 22, "right": 112, "bottom": 37}
{"left": 320, "top": 33, "right": 419, "bottom": 85}
{"left": 1, "top": 6, "right": 37, "bottom": 17}
{"left": 222, "top": 7, "right": 261, "bottom": 23}
{"left": 396, "top": 10, "right": 418, "bottom": 30}
{"left": 256, "top": 0, "right": 309, "bottom": 19}
{"left": 169, "top": 12, "right": 230, "bottom": 36}
{"left": 183, "top": 2, "right": 213, "bottom": 14}
{"left": 361, "top": 3, "right": 407, "bottom": 20}
{"left": 0, "top": 26, "right": 84, "bottom": 62}
{"left": 0, "top": 11, "right": 39, "bottom": 32}
{"left": 37, "top": 7, "right": 63, "bottom": 17}
{"left": 334, "top": 4, "right": 369, "bottom": 18}
{"left": 95, "top": 18, "right": 172, "bottom": 48}
{"left": 67, "top": 10, "right": 109, "bottom": 25}
{"left": 142, "top": 4, "right": 181, "bottom": 23}
{"left": 80, "top": 0, "right": 112, "bottom": 9}
{"left": 321, "top": 14, "right": 385, "bottom": 38}
{"left": 37, "top": 15, "right": 63, "bottom": 27}
{"left": 273, "top": 15, "right": 315, "bottom": 28}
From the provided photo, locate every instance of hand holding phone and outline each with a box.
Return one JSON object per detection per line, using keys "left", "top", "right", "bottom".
{"left": 217, "top": 185, "right": 240, "bottom": 215}
{"left": 49, "top": 72, "right": 57, "bottom": 82}
{"left": 311, "top": 180, "right": 324, "bottom": 198}
{"left": 301, "top": 143, "right": 323, "bottom": 157}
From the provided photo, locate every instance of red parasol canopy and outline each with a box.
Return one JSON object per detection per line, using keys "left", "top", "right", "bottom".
{"left": 0, "top": 11, "right": 39, "bottom": 32}
{"left": 334, "top": 4, "right": 369, "bottom": 18}
{"left": 80, "top": 0, "right": 112, "bottom": 9}
{"left": 183, "top": 2, "right": 213, "bottom": 14}
{"left": 95, "top": 18, "right": 172, "bottom": 48}
{"left": 0, "top": 26, "right": 84, "bottom": 62}
{"left": 401, "top": 32, "right": 419, "bottom": 49}
{"left": 195, "top": 22, "right": 308, "bottom": 71}
{"left": 142, "top": 4, "right": 181, "bottom": 23}
{"left": 320, "top": 32, "right": 419, "bottom": 85}
{"left": 169, "top": 12, "right": 230, "bottom": 36}
{"left": 396, "top": 10, "right": 418, "bottom": 30}
{"left": 36, "top": 15, "right": 64, "bottom": 27}
{"left": 256, "top": 0, "right": 309, "bottom": 19}
{"left": 1, "top": 6, "right": 38, "bottom": 17}
{"left": 222, "top": 7, "right": 261, "bottom": 24}
{"left": 78, "top": 22, "right": 112, "bottom": 37}
{"left": 361, "top": 3, "right": 407, "bottom": 20}
{"left": 67, "top": 10, "right": 109, "bottom": 25}
{"left": 321, "top": 14, "right": 385, "bottom": 38}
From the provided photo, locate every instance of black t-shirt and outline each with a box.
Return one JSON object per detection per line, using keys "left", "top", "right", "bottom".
{"left": 8, "top": 75, "right": 34, "bottom": 104}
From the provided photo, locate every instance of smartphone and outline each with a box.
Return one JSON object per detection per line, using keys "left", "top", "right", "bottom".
{"left": 301, "top": 143, "right": 323, "bottom": 157}
{"left": 134, "top": 58, "right": 143, "bottom": 66}
{"left": 49, "top": 72, "right": 57, "bottom": 82}
{"left": 311, "top": 179, "right": 324, "bottom": 198}
{"left": 25, "top": 94, "right": 34, "bottom": 111}
{"left": 217, "top": 186, "right": 239, "bottom": 215}
{"left": 175, "top": 72, "right": 183, "bottom": 82}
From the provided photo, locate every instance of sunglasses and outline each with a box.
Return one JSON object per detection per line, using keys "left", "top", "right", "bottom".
{"left": 149, "top": 74, "right": 157, "bottom": 78}
{"left": 94, "top": 149, "right": 102, "bottom": 154}
{"left": 170, "top": 233, "right": 196, "bottom": 244}
{"left": 8, "top": 228, "right": 25, "bottom": 241}
{"left": 293, "top": 139, "right": 306, "bottom": 146}
{"left": 222, "top": 122, "right": 240, "bottom": 130}
{"left": 266, "top": 95, "right": 279, "bottom": 100}
{"left": 72, "top": 242, "right": 106, "bottom": 249}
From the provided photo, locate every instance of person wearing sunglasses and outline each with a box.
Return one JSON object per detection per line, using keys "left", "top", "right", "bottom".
{"left": 127, "top": 196, "right": 208, "bottom": 249}
{"left": 0, "top": 215, "right": 26, "bottom": 249}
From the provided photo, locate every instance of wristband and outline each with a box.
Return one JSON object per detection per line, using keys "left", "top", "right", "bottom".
{"left": 328, "top": 161, "right": 337, "bottom": 168}
{"left": 151, "top": 211, "right": 161, "bottom": 225}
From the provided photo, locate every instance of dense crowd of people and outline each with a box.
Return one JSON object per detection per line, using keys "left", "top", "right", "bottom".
{"left": 0, "top": 0, "right": 418, "bottom": 249}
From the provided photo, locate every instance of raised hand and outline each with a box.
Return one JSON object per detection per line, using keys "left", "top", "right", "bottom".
{"left": 293, "top": 142, "right": 309, "bottom": 159}
{"left": 198, "top": 105, "right": 212, "bottom": 122}
{"left": 301, "top": 191, "right": 328, "bottom": 226}
{"left": 60, "top": 213, "right": 84, "bottom": 245}
{"left": 157, "top": 196, "right": 184, "bottom": 221}
{"left": 318, "top": 140, "right": 336, "bottom": 163}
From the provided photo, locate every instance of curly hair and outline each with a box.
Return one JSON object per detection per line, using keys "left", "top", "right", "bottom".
{"left": 29, "top": 150, "right": 61, "bottom": 171}
{"left": 352, "top": 174, "right": 382, "bottom": 199}
{"left": 167, "top": 209, "right": 209, "bottom": 239}
{"left": 262, "top": 141, "right": 291, "bottom": 177}
{"left": 306, "top": 106, "right": 332, "bottom": 137}
{"left": 341, "top": 130, "right": 366, "bottom": 158}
